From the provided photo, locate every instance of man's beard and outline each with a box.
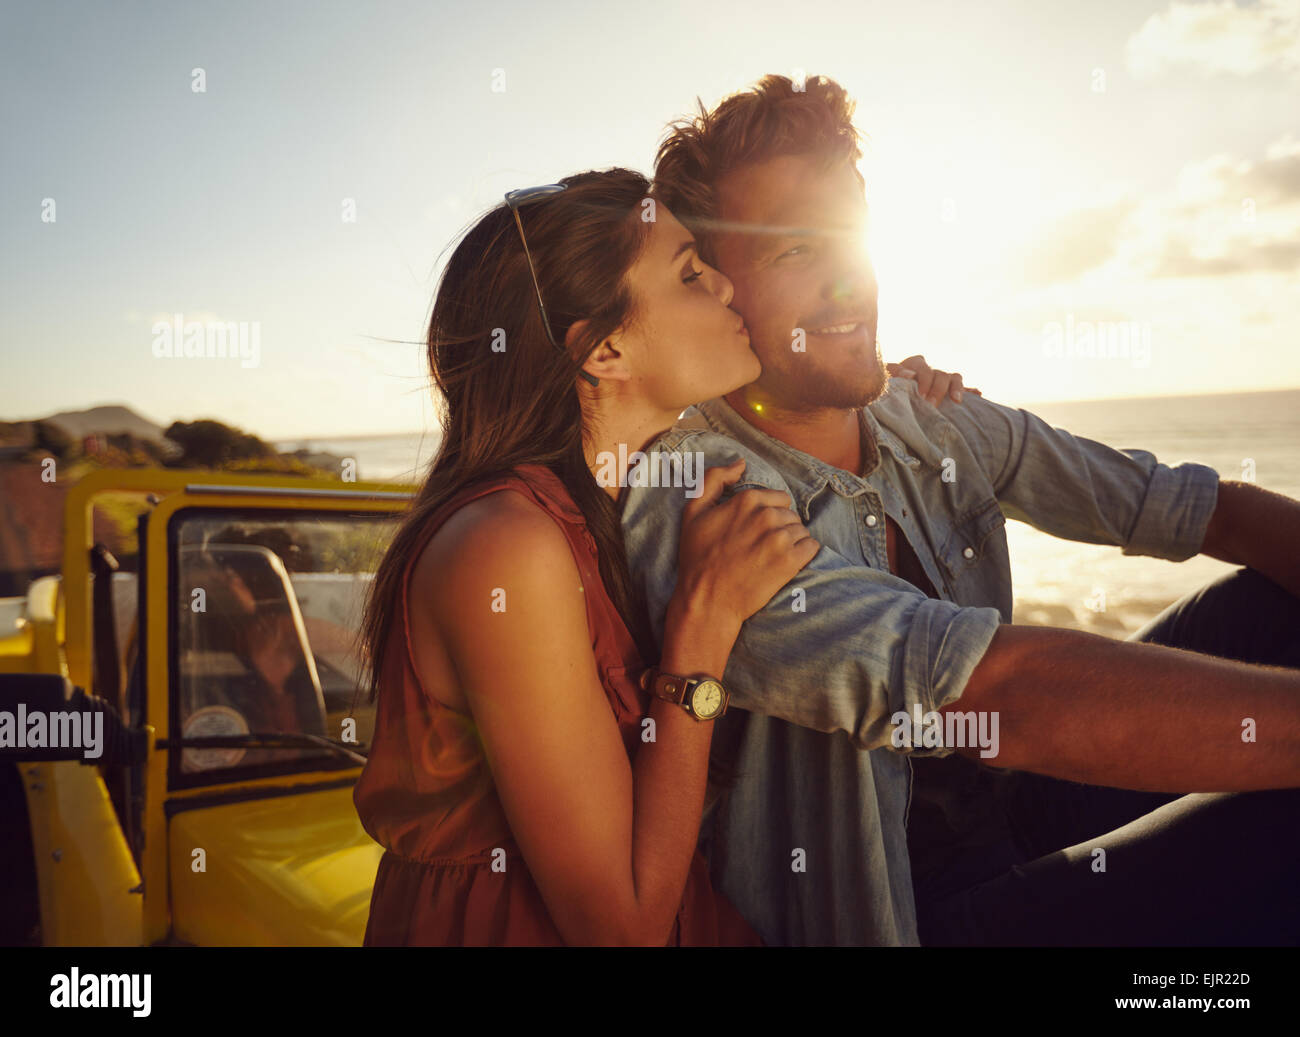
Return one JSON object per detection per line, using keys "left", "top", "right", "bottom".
{"left": 778, "top": 338, "right": 888, "bottom": 411}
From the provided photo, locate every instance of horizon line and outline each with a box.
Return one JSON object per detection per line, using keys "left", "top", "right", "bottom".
{"left": 269, "top": 382, "right": 1300, "bottom": 441}
{"left": 9, "top": 382, "right": 1300, "bottom": 443}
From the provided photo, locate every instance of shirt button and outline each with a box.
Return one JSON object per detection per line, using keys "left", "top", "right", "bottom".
{"left": 963, "top": 546, "right": 975, "bottom": 559}
{"left": 865, "top": 514, "right": 878, "bottom": 527}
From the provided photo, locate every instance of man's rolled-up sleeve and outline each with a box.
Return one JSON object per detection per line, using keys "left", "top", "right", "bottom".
{"left": 620, "top": 432, "right": 1003, "bottom": 753}
{"left": 941, "top": 393, "right": 1220, "bottom": 562}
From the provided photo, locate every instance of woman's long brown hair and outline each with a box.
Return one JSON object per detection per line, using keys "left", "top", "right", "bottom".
{"left": 360, "top": 168, "right": 660, "bottom": 707}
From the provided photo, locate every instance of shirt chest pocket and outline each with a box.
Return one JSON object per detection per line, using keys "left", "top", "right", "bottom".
{"left": 938, "top": 498, "right": 1006, "bottom": 581}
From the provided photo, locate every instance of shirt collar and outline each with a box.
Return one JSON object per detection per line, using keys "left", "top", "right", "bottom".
{"left": 860, "top": 400, "right": 922, "bottom": 472}
{"left": 693, "top": 394, "right": 920, "bottom": 512}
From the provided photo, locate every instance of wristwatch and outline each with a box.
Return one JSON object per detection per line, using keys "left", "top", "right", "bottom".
{"left": 640, "top": 668, "right": 729, "bottom": 721}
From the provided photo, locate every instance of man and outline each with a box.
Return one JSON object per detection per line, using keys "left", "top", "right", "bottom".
{"left": 618, "top": 74, "right": 1300, "bottom": 945}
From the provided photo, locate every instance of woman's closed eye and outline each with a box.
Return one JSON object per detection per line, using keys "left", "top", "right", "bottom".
{"left": 683, "top": 264, "right": 705, "bottom": 284}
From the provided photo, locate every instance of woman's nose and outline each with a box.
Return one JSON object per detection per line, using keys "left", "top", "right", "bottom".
{"left": 709, "top": 266, "right": 735, "bottom": 307}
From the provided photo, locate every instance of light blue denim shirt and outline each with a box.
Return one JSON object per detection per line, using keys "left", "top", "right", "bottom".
{"left": 619, "top": 377, "right": 1220, "bottom": 946}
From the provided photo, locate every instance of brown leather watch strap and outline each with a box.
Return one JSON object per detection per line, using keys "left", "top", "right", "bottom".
{"left": 640, "top": 667, "right": 689, "bottom": 705}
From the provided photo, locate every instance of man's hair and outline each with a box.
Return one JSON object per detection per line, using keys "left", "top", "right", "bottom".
{"left": 653, "top": 74, "right": 866, "bottom": 264}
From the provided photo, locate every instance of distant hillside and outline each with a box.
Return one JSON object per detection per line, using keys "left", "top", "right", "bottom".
{"left": 44, "top": 404, "right": 165, "bottom": 442}
{"left": 0, "top": 406, "right": 353, "bottom": 596}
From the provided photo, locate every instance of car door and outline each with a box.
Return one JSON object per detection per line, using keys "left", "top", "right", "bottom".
{"left": 139, "top": 474, "right": 410, "bottom": 945}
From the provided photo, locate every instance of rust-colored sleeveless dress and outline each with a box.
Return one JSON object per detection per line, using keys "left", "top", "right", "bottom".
{"left": 353, "top": 463, "right": 762, "bottom": 946}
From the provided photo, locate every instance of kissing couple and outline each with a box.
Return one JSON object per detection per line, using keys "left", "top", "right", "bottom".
{"left": 354, "top": 74, "right": 1300, "bottom": 947}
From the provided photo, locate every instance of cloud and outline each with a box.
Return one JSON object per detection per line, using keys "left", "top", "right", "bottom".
{"left": 1148, "top": 235, "right": 1300, "bottom": 276}
{"left": 1126, "top": 0, "right": 1300, "bottom": 82}
{"left": 1013, "top": 200, "right": 1137, "bottom": 286}
{"left": 1141, "top": 134, "right": 1300, "bottom": 277}
{"left": 1008, "top": 134, "right": 1300, "bottom": 285}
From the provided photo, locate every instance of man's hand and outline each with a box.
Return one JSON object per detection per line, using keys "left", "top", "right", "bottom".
{"left": 887, "top": 354, "right": 982, "bottom": 406}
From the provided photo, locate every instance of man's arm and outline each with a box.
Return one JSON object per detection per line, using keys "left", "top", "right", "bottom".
{"left": 950, "top": 624, "right": 1300, "bottom": 792}
{"left": 621, "top": 430, "right": 1002, "bottom": 753}
{"left": 1200, "top": 479, "right": 1300, "bottom": 599}
{"left": 624, "top": 444, "right": 1300, "bottom": 789}
{"left": 936, "top": 387, "right": 1300, "bottom": 594}
{"left": 936, "top": 387, "right": 1220, "bottom": 561}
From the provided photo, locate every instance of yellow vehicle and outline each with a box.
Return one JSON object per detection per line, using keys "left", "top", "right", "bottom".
{"left": 0, "top": 467, "right": 414, "bottom": 946}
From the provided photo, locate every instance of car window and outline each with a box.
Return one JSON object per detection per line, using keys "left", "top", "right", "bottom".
{"left": 173, "top": 512, "right": 395, "bottom": 777}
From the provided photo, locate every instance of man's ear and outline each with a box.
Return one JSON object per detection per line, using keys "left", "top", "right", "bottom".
{"left": 566, "top": 319, "right": 633, "bottom": 384}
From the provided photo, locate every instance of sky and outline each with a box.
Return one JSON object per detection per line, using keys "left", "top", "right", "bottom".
{"left": 2, "top": 0, "right": 1298, "bottom": 438}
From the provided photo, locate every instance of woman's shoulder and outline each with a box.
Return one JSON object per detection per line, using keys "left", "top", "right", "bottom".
{"left": 437, "top": 465, "right": 585, "bottom": 530}
{"left": 407, "top": 474, "right": 596, "bottom": 700}
{"left": 412, "top": 472, "right": 583, "bottom": 602}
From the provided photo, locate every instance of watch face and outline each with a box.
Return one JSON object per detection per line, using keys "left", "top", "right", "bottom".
{"left": 690, "top": 680, "right": 724, "bottom": 720}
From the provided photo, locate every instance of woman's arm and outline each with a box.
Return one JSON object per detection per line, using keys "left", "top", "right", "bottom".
{"left": 420, "top": 466, "right": 814, "bottom": 945}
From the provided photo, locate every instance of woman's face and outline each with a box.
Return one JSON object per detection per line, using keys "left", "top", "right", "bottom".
{"left": 608, "top": 206, "right": 761, "bottom": 412}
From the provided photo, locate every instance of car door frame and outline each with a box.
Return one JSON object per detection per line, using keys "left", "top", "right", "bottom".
{"left": 137, "top": 473, "right": 412, "bottom": 943}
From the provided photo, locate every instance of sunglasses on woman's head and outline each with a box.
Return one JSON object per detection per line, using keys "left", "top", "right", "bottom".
{"left": 504, "top": 183, "right": 600, "bottom": 387}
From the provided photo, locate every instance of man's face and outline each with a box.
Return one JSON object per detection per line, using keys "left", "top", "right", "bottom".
{"left": 710, "top": 154, "right": 883, "bottom": 413}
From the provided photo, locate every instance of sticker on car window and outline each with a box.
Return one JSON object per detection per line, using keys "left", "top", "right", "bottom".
{"left": 182, "top": 705, "right": 250, "bottom": 771}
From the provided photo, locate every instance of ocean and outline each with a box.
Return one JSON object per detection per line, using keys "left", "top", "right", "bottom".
{"left": 277, "top": 387, "right": 1300, "bottom": 635}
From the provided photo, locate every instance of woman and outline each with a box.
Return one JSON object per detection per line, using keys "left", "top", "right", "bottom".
{"left": 353, "top": 168, "right": 968, "bottom": 945}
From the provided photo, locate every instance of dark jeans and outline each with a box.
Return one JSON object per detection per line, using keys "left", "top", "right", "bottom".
{"left": 916, "top": 567, "right": 1300, "bottom": 946}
